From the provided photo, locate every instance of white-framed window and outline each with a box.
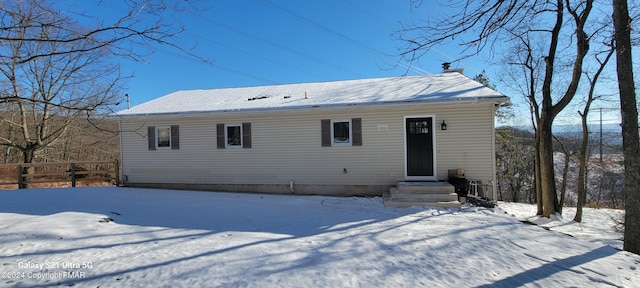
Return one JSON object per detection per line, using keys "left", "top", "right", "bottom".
{"left": 148, "top": 125, "right": 179, "bottom": 150}
{"left": 321, "top": 118, "right": 362, "bottom": 147}
{"left": 156, "top": 127, "right": 171, "bottom": 149}
{"left": 225, "top": 124, "right": 242, "bottom": 148}
{"left": 217, "top": 123, "right": 251, "bottom": 149}
{"left": 331, "top": 119, "right": 352, "bottom": 146}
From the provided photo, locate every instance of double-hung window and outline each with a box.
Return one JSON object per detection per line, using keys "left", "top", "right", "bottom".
{"left": 217, "top": 123, "right": 252, "bottom": 149}
{"left": 157, "top": 127, "right": 171, "bottom": 148}
{"left": 147, "top": 125, "right": 179, "bottom": 150}
{"left": 226, "top": 124, "right": 242, "bottom": 147}
{"left": 331, "top": 120, "right": 352, "bottom": 145}
{"left": 321, "top": 118, "right": 362, "bottom": 147}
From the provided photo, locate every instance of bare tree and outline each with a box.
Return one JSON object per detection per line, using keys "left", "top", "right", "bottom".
{"left": 0, "top": 0, "right": 202, "bottom": 167}
{"left": 574, "top": 44, "right": 616, "bottom": 222}
{"left": 0, "top": 0, "right": 200, "bottom": 68}
{"left": 553, "top": 135, "right": 572, "bottom": 212}
{"left": 499, "top": 32, "right": 546, "bottom": 212}
{"left": 612, "top": 0, "right": 640, "bottom": 255}
{"left": 1, "top": 1, "right": 119, "bottom": 166}
{"left": 400, "top": 0, "right": 598, "bottom": 217}
{"left": 496, "top": 127, "right": 536, "bottom": 203}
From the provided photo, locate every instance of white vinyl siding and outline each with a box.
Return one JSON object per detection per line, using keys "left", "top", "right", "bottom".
{"left": 119, "top": 102, "right": 497, "bottom": 193}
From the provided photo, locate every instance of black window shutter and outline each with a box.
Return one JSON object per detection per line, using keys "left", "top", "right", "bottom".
{"left": 148, "top": 126, "right": 156, "bottom": 150}
{"left": 216, "top": 123, "right": 225, "bottom": 149}
{"left": 242, "top": 122, "right": 252, "bottom": 148}
{"left": 321, "top": 119, "right": 331, "bottom": 147}
{"left": 171, "top": 125, "right": 180, "bottom": 149}
{"left": 352, "top": 118, "right": 362, "bottom": 146}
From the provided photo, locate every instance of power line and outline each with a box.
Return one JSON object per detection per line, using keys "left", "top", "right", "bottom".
{"left": 343, "top": 0, "right": 394, "bottom": 28}
{"left": 183, "top": 31, "right": 327, "bottom": 80}
{"left": 105, "top": 0, "right": 430, "bottom": 80}
{"left": 259, "top": 0, "right": 430, "bottom": 75}
{"left": 259, "top": 0, "right": 379, "bottom": 54}
{"left": 429, "top": 47, "right": 484, "bottom": 76}
{"left": 341, "top": 0, "right": 487, "bottom": 75}
{"left": 154, "top": 48, "right": 280, "bottom": 85}
{"left": 76, "top": 1, "right": 281, "bottom": 85}
{"left": 189, "top": 12, "right": 364, "bottom": 78}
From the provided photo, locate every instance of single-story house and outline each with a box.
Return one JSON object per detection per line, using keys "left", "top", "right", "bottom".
{"left": 115, "top": 72, "right": 509, "bottom": 200}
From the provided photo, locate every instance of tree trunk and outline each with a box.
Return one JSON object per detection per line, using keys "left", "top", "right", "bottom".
{"left": 534, "top": 0, "right": 593, "bottom": 218}
{"left": 510, "top": 183, "right": 519, "bottom": 203}
{"left": 538, "top": 115, "right": 560, "bottom": 217}
{"left": 534, "top": 130, "right": 543, "bottom": 215}
{"left": 535, "top": 0, "right": 563, "bottom": 218}
{"left": 575, "top": 117, "right": 589, "bottom": 222}
{"left": 559, "top": 151, "right": 570, "bottom": 212}
{"left": 576, "top": 41, "right": 615, "bottom": 221}
{"left": 612, "top": 0, "right": 640, "bottom": 255}
{"left": 21, "top": 146, "right": 36, "bottom": 188}
{"left": 554, "top": 134, "right": 572, "bottom": 212}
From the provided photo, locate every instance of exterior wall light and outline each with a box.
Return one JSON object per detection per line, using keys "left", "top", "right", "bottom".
{"left": 441, "top": 120, "right": 447, "bottom": 130}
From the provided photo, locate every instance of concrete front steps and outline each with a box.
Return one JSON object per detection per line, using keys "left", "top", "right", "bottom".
{"left": 383, "top": 181, "right": 461, "bottom": 209}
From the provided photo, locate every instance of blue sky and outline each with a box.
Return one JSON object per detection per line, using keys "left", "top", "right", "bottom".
{"left": 79, "top": 0, "right": 490, "bottom": 107}
{"left": 56, "top": 0, "right": 624, "bottom": 125}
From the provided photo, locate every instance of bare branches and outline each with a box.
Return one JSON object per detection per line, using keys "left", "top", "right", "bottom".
{"left": 0, "top": 0, "right": 204, "bottom": 66}
{"left": 0, "top": 0, "right": 203, "bottom": 163}
{"left": 400, "top": 0, "right": 614, "bottom": 217}
{"left": 398, "top": 0, "right": 554, "bottom": 62}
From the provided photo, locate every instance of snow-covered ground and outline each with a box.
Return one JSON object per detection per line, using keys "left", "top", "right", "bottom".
{"left": 0, "top": 187, "right": 637, "bottom": 287}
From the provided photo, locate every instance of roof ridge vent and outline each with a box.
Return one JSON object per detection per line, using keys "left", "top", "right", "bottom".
{"left": 248, "top": 95, "right": 269, "bottom": 101}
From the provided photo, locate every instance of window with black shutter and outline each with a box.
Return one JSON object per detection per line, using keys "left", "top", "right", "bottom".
{"left": 148, "top": 126, "right": 156, "bottom": 150}
{"left": 351, "top": 118, "right": 362, "bottom": 146}
{"left": 148, "top": 125, "right": 179, "bottom": 150}
{"left": 170, "top": 125, "right": 180, "bottom": 149}
{"left": 217, "top": 123, "right": 252, "bottom": 149}
{"left": 321, "top": 118, "right": 362, "bottom": 147}
{"left": 216, "top": 123, "right": 225, "bottom": 149}
{"left": 242, "top": 123, "right": 252, "bottom": 148}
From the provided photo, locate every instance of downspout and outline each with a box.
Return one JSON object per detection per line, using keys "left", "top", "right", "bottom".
{"left": 490, "top": 104, "right": 499, "bottom": 200}
{"left": 118, "top": 120, "right": 124, "bottom": 186}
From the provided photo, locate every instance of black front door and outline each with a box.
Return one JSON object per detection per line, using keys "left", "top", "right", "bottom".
{"left": 406, "top": 117, "right": 434, "bottom": 177}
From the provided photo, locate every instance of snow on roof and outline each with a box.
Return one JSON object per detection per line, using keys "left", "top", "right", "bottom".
{"left": 115, "top": 73, "right": 508, "bottom": 116}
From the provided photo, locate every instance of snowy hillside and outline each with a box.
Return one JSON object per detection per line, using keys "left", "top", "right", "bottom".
{"left": 0, "top": 187, "right": 637, "bottom": 287}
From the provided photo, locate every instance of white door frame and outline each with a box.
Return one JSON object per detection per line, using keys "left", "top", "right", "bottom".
{"left": 403, "top": 115, "right": 437, "bottom": 181}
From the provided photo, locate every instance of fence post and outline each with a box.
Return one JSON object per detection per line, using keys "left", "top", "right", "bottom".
{"left": 17, "top": 165, "right": 23, "bottom": 189}
{"left": 70, "top": 163, "right": 76, "bottom": 187}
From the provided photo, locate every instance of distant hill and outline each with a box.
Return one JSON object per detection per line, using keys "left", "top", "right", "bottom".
{"left": 507, "top": 123, "right": 621, "bottom": 133}
{"left": 505, "top": 124, "right": 623, "bottom": 154}
{"left": 553, "top": 123, "right": 621, "bottom": 134}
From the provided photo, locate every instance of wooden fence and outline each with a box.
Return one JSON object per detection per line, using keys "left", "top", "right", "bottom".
{"left": 0, "top": 161, "right": 119, "bottom": 189}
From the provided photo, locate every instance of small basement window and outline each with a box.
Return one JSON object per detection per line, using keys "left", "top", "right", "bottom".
{"left": 226, "top": 124, "right": 242, "bottom": 147}
{"left": 332, "top": 120, "right": 351, "bottom": 145}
